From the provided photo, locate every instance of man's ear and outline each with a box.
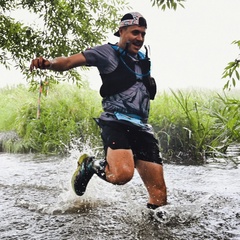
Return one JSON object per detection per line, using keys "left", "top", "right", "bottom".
{"left": 119, "top": 27, "right": 126, "bottom": 36}
{"left": 118, "top": 28, "right": 123, "bottom": 36}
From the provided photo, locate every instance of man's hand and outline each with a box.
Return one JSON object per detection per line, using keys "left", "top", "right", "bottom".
{"left": 30, "top": 56, "right": 51, "bottom": 71}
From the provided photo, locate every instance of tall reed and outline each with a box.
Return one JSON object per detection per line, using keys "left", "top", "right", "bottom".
{"left": 210, "top": 93, "right": 240, "bottom": 147}
{"left": 149, "top": 89, "right": 236, "bottom": 163}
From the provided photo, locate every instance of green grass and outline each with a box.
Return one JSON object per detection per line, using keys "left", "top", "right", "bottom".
{"left": 149, "top": 89, "right": 240, "bottom": 163}
{"left": 1, "top": 84, "right": 240, "bottom": 163}
{"left": 0, "top": 83, "right": 102, "bottom": 154}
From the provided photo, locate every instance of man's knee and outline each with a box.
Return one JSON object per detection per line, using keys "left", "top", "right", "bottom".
{"left": 106, "top": 148, "right": 135, "bottom": 184}
{"left": 107, "top": 165, "right": 134, "bottom": 185}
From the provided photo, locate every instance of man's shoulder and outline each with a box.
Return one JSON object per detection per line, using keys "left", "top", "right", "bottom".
{"left": 91, "top": 43, "right": 116, "bottom": 52}
{"left": 85, "top": 43, "right": 118, "bottom": 60}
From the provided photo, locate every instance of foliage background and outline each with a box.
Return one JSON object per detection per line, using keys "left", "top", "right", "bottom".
{"left": 1, "top": 84, "right": 240, "bottom": 164}
{"left": 0, "top": 0, "right": 127, "bottom": 89}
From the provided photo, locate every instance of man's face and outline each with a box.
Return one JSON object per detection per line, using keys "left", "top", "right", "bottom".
{"left": 118, "top": 25, "right": 146, "bottom": 55}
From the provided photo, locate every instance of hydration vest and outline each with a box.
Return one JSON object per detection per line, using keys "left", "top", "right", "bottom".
{"left": 99, "top": 44, "right": 156, "bottom": 100}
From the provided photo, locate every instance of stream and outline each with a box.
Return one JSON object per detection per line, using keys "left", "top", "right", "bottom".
{"left": 0, "top": 147, "right": 239, "bottom": 240}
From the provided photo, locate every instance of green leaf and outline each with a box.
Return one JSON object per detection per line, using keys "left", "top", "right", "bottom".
{"left": 232, "top": 78, "right": 236, "bottom": 87}
{"left": 235, "top": 70, "right": 240, "bottom": 80}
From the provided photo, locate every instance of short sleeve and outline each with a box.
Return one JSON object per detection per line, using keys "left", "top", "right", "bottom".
{"left": 82, "top": 44, "right": 118, "bottom": 74}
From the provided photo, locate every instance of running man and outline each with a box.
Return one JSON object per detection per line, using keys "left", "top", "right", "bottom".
{"left": 30, "top": 12, "right": 167, "bottom": 210}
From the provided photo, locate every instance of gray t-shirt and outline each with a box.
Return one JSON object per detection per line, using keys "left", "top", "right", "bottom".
{"left": 83, "top": 44, "right": 150, "bottom": 122}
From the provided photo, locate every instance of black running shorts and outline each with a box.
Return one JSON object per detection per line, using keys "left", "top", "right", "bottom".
{"left": 99, "top": 120, "right": 163, "bottom": 165}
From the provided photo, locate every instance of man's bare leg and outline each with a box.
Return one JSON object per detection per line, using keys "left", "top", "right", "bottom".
{"left": 135, "top": 160, "right": 167, "bottom": 207}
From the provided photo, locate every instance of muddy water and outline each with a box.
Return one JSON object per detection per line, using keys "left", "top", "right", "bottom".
{"left": 0, "top": 150, "right": 239, "bottom": 240}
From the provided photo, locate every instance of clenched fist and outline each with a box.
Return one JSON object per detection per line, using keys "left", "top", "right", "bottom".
{"left": 30, "top": 56, "right": 52, "bottom": 71}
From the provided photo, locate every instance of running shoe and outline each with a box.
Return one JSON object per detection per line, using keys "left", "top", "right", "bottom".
{"left": 71, "top": 154, "right": 95, "bottom": 196}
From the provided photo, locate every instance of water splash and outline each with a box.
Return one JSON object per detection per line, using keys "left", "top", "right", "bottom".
{"left": 148, "top": 193, "right": 211, "bottom": 225}
{"left": 2, "top": 142, "right": 240, "bottom": 240}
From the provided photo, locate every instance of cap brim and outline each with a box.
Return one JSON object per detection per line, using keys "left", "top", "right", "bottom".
{"left": 114, "top": 30, "right": 120, "bottom": 37}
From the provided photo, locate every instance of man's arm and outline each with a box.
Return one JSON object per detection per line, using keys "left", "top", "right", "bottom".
{"left": 30, "top": 53, "right": 87, "bottom": 72}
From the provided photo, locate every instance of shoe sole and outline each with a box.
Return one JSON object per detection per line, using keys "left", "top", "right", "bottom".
{"left": 71, "top": 154, "right": 90, "bottom": 196}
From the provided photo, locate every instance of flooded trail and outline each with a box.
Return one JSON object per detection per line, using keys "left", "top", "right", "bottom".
{"left": 0, "top": 152, "right": 239, "bottom": 240}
